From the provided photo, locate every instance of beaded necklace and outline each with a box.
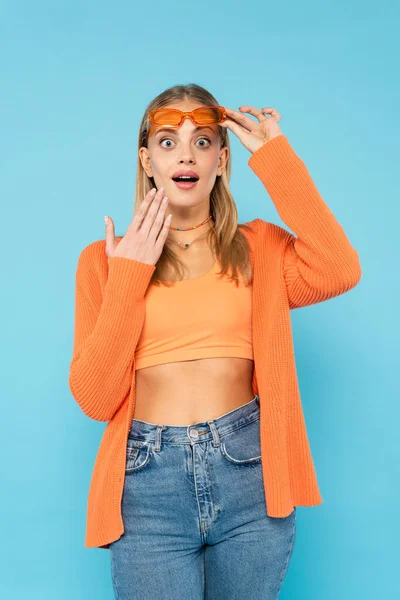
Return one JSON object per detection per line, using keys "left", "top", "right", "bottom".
{"left": 167, "top": 215, "right": 214, "bottom": 249}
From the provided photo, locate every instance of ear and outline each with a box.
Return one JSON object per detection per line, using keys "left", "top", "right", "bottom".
{"left": 139, "top": 147, "right": 152, "bottom": 178}
{"left": 217, "top": 146, "right": 229, "bottom": 176}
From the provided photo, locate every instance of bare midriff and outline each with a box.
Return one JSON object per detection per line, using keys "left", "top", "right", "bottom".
{"left": 133, "top": 240, "right": 255, "bottom": 426}
{"left": 134, "top": 357, "right": 255, "bottom": 426}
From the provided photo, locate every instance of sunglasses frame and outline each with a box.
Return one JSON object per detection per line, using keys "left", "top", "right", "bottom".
{"left": 148, "top": 105, "right": 227, "bottom": 131}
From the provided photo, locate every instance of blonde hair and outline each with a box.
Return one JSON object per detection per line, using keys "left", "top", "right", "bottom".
{"left": 135, "top": 83, "right": 254, "bottom": 287}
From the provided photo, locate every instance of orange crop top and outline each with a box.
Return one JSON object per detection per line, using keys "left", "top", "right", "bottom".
{"left": 134, "top": 260, "right": 253, "bottom": 370}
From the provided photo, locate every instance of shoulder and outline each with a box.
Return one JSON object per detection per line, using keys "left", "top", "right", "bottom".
{"left": 76, "top": 236, "right": 126, "bottom": 278}
{"left": 76, "top": 239, "right": 106, "bottom": 272}
{"left": 240, "top": 218, "right": 292, "bottom": 248}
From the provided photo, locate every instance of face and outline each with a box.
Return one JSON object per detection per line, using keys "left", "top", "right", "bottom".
{"left": 139, "top": 100, "right": 229, "bottom": 212}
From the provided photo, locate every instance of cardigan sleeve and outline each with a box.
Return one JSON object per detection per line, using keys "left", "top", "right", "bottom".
{"left": 68, "top": 242, "right": 156, "bottom": 421}
{"left": 248, "top": 135, "right": 362, "bottom": 310}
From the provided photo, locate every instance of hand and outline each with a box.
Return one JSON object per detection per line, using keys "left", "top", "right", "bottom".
{"left": 105, "top": 187, "right": 172, "bottom": 266}
{"left": 220, "top": 106, "right": 284, "bottom": 154}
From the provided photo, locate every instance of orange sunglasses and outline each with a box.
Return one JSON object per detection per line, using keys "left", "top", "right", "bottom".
{"left": 147, "top": 105, "right": 227, "bottom": 136}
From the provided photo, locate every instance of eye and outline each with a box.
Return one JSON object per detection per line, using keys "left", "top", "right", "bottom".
{"left": 159, "top": 137, "right": 211, "bottom": 148}
{"left": 158, "top": 138, "right": 172, "bottom": 147}
{"left": 159, "top": 138, "right": 174, "bottom": 148}
{"left": 197, "top": 137, "right": 211, "bottom": 147}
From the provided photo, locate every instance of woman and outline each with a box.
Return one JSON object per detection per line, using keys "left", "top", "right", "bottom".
{"left": 69, "top": 83, "right": 362, "bottom": 599}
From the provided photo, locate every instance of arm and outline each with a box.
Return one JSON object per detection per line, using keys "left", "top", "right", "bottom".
{"left": 68, "top": 241, "right": 155, "bottom": 421}
{"left": 248, "top": 135, "right": 362, "bottom": 309}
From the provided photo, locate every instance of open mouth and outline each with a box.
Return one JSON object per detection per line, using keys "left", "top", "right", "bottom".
{"left": 174, "top": 177, "right": 198, "bottom": 190}
{"left": 172, "top": 176, "right": 199, "bottom": 183}
{"left": 172, "top": 176, "right": 199, "bottom": 190}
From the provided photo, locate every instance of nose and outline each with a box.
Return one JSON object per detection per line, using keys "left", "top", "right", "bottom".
{"left": 175, "top": 122, "right": 198, "bottom": 164}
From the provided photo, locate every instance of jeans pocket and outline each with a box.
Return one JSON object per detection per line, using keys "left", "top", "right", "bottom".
{"left": 125, "top": 438, "right": 153, "bottom": 474}
{"left": 220, "top": 417, "right": 262, "bottom": 466}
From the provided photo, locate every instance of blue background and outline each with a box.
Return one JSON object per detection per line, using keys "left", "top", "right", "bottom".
{"left": 2, "top": 0, "right": 398, "bottom": 598}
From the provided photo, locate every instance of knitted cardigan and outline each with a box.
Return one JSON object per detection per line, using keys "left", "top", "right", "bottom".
{"left": 69, "top": 134, "right": 362, "bottom": 548}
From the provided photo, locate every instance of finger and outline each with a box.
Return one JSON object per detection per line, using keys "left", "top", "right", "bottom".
{"left": 223, "top": 107, "right": 257, "bottom": 130}
{"left": 220, "top": 118, "right": 251, "bottom": 139}
{"left": 104, "top": 215, "right": 115, "bottom": 255}
{"left": 149, "top": 192, "right": 169, "bottom": 237}
{"left": 260, "top": 107, "right": 282, "bottom": 121}
{"left": 237, "top": 106, "right": 268, "bottom": 123}
{"left": 141, "top": 187, "right": 166, "bottom": 236}
{"left": 132, "top": 188, "right": 157, "bottom": 226}
{"left": 155, "top": 212, "right": 173, "bottom": 247}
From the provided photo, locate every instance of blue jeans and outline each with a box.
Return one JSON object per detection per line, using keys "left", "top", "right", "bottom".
{"left": 110, "top": 395, "right": 296, "bottom": 599}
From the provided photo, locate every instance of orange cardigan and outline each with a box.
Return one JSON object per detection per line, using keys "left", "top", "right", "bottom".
{"left": 69, "top": 134, "right": 362, "bottom": 549}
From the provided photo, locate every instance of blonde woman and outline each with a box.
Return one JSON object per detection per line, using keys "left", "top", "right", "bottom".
{"left": 69, "top": 83, "right": 361, "bottom": 599}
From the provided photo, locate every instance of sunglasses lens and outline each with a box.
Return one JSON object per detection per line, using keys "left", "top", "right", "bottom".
{"left": 193, "top": 107, "right": 222, "bottom": 124}
{"left": 150, "top": 106, "right": 224, "bottom": 127}
{"left": 150, "top": 109, "right": 181, "bottom": 126}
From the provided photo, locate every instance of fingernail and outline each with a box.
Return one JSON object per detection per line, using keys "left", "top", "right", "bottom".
{"left": 104, "top": 216, "right": 109, "bottom": 225}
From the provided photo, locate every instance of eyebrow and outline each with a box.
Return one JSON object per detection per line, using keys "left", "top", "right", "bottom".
{"left": 154, "top": 126, "right": 216, "bottom": 136}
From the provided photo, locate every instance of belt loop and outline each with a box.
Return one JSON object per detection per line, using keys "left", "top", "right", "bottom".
{"left": 154, "top": 424, "right": 163, "bottom": 452}
{"left": 208, "top": 420, "right": 220, "bottom": 447}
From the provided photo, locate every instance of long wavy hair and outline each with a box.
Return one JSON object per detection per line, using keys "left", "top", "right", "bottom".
{"left": 135, "top": 83, "right": 255, "bottom": 287}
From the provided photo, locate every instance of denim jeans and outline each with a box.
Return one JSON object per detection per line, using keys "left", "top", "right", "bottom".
{"left": 110, "top": 395, "right": 296, "bottom": 599}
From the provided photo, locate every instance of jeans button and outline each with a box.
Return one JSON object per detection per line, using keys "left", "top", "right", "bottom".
{"left": 189, "top": 429, "right": 199, "bottom": 439}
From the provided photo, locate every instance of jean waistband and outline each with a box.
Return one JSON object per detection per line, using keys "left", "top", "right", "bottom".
{"left": 128, "top": 394, "right": 260, "bottom": 446}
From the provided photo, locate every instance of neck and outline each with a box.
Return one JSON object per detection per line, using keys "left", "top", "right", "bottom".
{"left": 168, "top": 212, "right": 214, "bottom": 233}
{"left": 166, "top": 219, "right": 215, "bottom": 248}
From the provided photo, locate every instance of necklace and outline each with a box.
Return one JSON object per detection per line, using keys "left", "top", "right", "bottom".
{"left": 167, "top": 229, "right": 210, "bottom": 249}
{"left": 169, "top": 215, "right": 213, "bottom": 231}
{"left": 167, "top": 215, "right": 214, "bottom": 249}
